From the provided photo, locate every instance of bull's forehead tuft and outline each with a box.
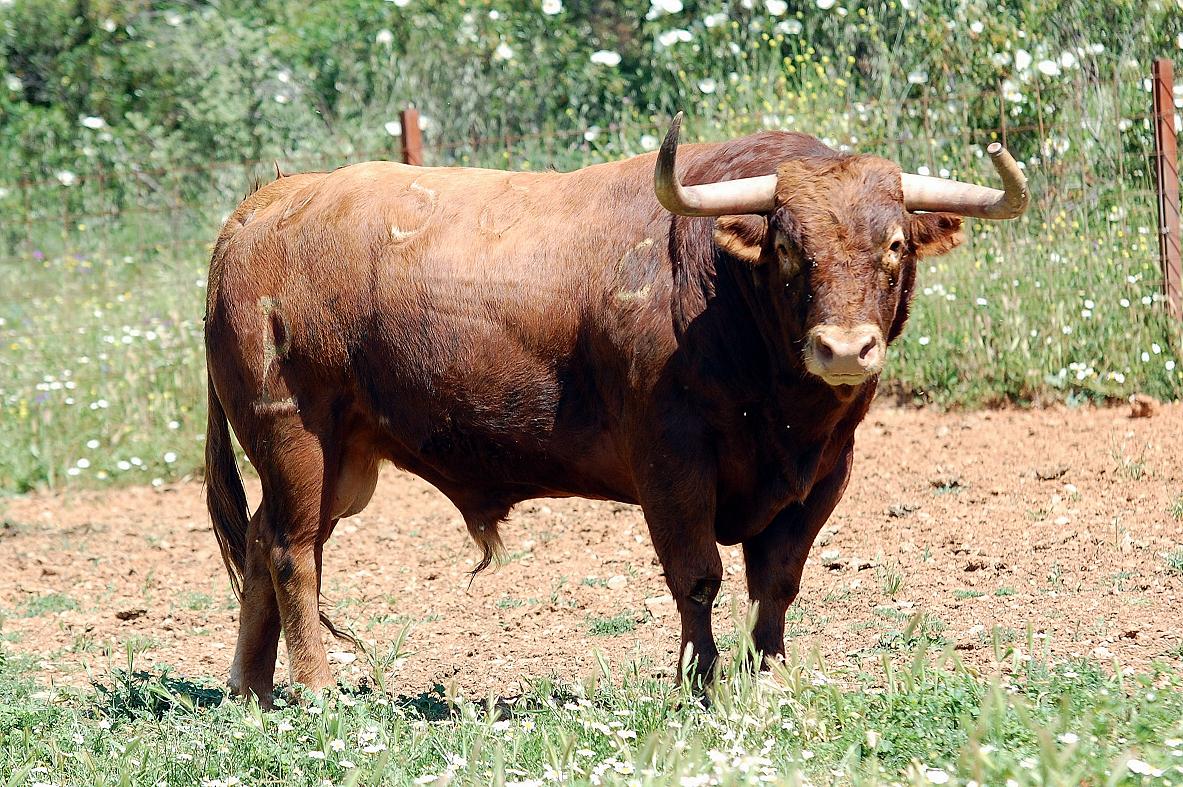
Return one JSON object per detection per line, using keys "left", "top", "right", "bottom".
{"left": 774, "top": 154, "right": 905, "bottom": 253}
{"left": 774, "top": 154, "right": 903, "bottom": 208}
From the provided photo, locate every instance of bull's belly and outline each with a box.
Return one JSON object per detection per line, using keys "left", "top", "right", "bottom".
{"left": 357, "top": 401, "right": 638, "bottom": 514}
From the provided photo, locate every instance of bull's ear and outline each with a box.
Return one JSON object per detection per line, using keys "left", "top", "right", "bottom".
{"left": 713, "top": 214, "right": 770, "bottom": 265}
{"left": 907, "top": 212, "right": 965, "bottom": 258}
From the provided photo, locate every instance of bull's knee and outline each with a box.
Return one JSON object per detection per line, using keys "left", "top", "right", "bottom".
{"left": 687, "top": 576, "right": 722, "bottom": 608}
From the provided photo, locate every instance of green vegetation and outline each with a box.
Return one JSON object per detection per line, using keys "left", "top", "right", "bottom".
{"left": 1, "top": 5, "right": 1181, "bottom": 499}
{"left": 3, "top": 633, "right": 1183, "bottom": 785}
{"left": 1165, "top": 549, "right": 1183, "bottom": 577}
{"left": 588, "top": 611, "right": 639, "bottom": 637}
{"left": 21, "top": 592, "right": 78, "bottom": 618}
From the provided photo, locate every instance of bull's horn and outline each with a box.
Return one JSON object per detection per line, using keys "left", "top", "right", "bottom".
{"left": 654, "top": 112, "right": 777, "bottom": 217}
{"left": 901, "top": 142, "right": 1029, "bottom": 219}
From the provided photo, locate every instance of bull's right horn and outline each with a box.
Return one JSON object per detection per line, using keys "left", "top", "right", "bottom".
{"left": 901, "top": 142, "right": 1029, "bottom": 220}
{"left": 654, "top": 112, "right": 778, "bottom": 217}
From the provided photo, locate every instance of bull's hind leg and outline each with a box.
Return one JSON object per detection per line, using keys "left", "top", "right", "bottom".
{"left": 268, "top": 451, "right": 336, "bottom": 693}
{"left": 229, "top": 505, "right": 282, "bottom": 703}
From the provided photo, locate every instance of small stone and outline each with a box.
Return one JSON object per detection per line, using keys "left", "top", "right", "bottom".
{"left": 606, "top": 575, "right": 628, "bottom": 590}
{"left": 644, "top": 595, "right": 674, "bottom": 617}
{"left": 329, "top": 651, "right": 357, "bottom": 665}
{"left": 1129, "top": 393, "right": 1157, "bottom": 418}
{"left": 115, "top": 608, "right": 147, "bottom": 621}
{"left": 1035, "top": 464, "right": 1068, "bottom": 481}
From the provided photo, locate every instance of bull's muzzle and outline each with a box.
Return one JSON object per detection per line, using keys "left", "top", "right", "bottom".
{"left": 805, "top": 324, "right": 885, "bottom": 386}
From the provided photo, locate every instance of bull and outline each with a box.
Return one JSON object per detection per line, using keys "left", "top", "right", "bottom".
{"left": 204, "top": 113, "right": 1027, "bottom": 703}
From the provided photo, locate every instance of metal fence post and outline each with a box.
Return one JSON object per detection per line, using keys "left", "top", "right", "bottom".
{"left": 1152, "top": 58, "right": 1182, "bottom": 318}
{"left": 400, "top": 107, "right": 424, "bottom": 166}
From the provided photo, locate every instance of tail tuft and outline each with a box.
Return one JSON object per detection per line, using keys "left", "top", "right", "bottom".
{"left": 465, "top": 518, "right": 505, "bottom": 580}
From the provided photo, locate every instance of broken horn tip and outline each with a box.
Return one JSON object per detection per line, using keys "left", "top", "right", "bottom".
{"left": 986, "top": 141, "right": 1004, "bottom": 155}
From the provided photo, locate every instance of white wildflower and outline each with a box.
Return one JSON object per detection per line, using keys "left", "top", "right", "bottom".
{"left": 766, "top": 0, "right": 788, "bottom": 15}
{"left": 81, "top": 116, "right": 106, "bottom": 129}
{"left": 590, "top": 50, "right": 621, "bottom": 67}
{"left": 375, "top": 29, "right": 393, "bottom": 46}
{"left": 1037, "top": 59, "right": 1061, "bottom": 77}
{"left": 657, "top": 28, "right": 692, "bottom": 46}
{"left": 541, "top": 0, "right": 562, "bottom": 15}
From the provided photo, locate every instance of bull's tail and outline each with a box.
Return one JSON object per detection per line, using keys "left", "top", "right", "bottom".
{"left": 205, "top": 371, "right": 249, "bottom": 598}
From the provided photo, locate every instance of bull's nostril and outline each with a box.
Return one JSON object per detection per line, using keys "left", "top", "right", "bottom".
{"left": 859, "top": 337, "right": 877, "bottom": 361}
{"left": 815, "top": 339, "right": 835, "bottom": 363}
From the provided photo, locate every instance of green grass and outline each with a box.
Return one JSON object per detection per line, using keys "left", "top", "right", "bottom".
{"left": 2, "top": 630, "right": 1182, "bottom": 785}
{"left": 21, "top": 592, "right": 78, "bottom": 618}
{"left": 1165, "top": 549, "right": 1183, "bottom": 578}
{"left": 587, "top": 612, "right": 638, "bottom": 637}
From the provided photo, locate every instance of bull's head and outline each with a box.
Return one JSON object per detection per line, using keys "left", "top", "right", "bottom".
{"left": 655, "top": 113, "right": 1028, "bottom": 388}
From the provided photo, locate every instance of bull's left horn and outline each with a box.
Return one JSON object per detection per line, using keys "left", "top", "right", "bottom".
{"left": 654, "top": 112, "right": 777, "bottom": 217}
{"left": 901, "top": 143, "right": 1029, "bottom": 219}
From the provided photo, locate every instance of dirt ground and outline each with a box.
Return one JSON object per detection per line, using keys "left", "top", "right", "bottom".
{"left": 3, "top": 403, "right": 1182, "bottom": 697}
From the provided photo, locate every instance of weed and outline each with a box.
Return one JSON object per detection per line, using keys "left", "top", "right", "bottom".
{"left": 180, "top": 591, "right": 214, "bottom": 611}
{"left": 953, "top": 589, "right": 984, "bottom": 600}
{"left": 22, "top": 593, "right": 78, "bottom": 617}
{"left": 1170, "top": 496, "right": 1183, "bottom": 521}
{"left": 1111, "top": 440, "right": 1151, "bottom": 480}
{"left": 1164, "top": 549, "right": 1183, "bottom": 577}
{"left": 877, "top": 561, "right": 905, "bottom": 598}
{"left": 587, "top": 611, "right": 637, "bottom": 637}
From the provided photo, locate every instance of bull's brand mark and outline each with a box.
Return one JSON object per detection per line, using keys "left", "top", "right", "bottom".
{"left": 389, "top": 179, "right": 438, "bottom": 243}
{"left": 254, "top": 295, "right": 296, "bottom": 414}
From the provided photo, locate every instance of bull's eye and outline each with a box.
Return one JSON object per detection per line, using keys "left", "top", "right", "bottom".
{"left": 883, "top": 229, "right": 906, "bottom": 274}
{"left": 776, "top": 238, "right": 801, "bottom": 277}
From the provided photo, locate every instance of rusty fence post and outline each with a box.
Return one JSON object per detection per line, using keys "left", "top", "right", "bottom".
{"left": 400, "top": 107, "right": 423, "bottom": 166}
{"left": 1152, "top": 57, "right": 1182, "bottom": 318}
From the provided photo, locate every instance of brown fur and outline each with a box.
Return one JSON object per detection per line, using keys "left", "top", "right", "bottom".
{"left": 204, "top": 131, "right": 965, "bottom": 701}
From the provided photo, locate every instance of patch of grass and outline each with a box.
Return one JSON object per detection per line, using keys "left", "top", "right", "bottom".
{"left": 1170, "top": 496, "right": 1183, "bottom": 521}
{"left": 2, "top": 624, "right": 1183, "bottom": 785}
{"left": 494, "top": 597, "right": 528, "bottom": 609}
{"left": 179, "top": 591, "right": 214, "bottom": 611}
{"left": 877, "top": 561, "right": 905, "bottom": 599}
{"left": 1164, "top": 549, "right": 1183, "bottom": 577}
{"left": 995, "top": 587, "right": 1017, "bottom": 597}
{"left": 1111, "top": 440, "right": 1151, "bottom": 480}
{"left": 587, "top": 611, "right": 637, "bottom": 637}
{"left": 21, "top": 592, "right": 78, "bottom": 618}
{"left": 953, "top": 589, "right": 985, "bottom": 600}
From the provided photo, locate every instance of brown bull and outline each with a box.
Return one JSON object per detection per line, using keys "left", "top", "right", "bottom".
{"left": 205, "top": 114, "right": 1027, "bottom": 702}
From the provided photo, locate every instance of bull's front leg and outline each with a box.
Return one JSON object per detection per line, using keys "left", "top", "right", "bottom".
{"left": 742, "top": 442, "right": 853, "bottom": 665}
{"left": 635, "top": 421, "right": 723, "bottom": 685}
